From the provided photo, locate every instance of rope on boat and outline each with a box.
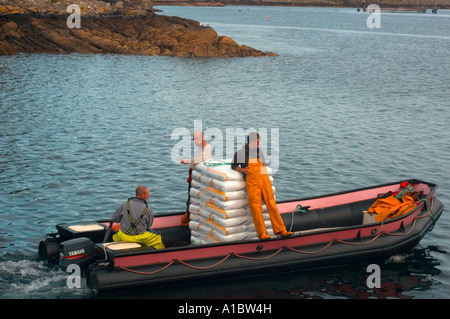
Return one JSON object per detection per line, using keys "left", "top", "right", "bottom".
{"left": 177, "top": 254, "right": 231, "bottom": 269}
{"left": 203, "top": 160, "right": 231, "bottom": 167}
{"left": 417, "top": 198, "right": 433, "bottom": 219}
{"left": 382, "top": 198, "right": 432, "bottom": 236}
{"left": 286, "top": 240, "right": 333, "bottom": 254}
{"left": 417, "top": 197, "right": 436, "bottom": 230}
{"left": 234, "top": 247, "right": 284, "bottom": 260}
{"left": 336, "top": 232, "right": 382, "bottom": 245}
{"left": 120, "top": 261, "right": 174, "bottom": 275}
{"left": 385, "top": 218, "right": 417, "bottom": 236}
{"left": 118, "top": 197, "right": 436, "bottom": 276}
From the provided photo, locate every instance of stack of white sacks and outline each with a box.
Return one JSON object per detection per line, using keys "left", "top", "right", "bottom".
{"left": 189, "top": 159, "right": 276, "bottom": 245}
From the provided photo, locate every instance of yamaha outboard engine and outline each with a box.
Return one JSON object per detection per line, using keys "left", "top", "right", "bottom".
{"left": 59, "top": 238, "right": 97, "bottom": 271}
{"left": 38, "top": 236, "right": 60, "bottom": 263}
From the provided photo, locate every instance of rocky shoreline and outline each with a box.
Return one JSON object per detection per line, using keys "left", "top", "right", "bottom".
{"left": 1, "top": 0, "right": 447, "bottom": 56}
{"left": 0, "top": 0, "right": 276, "bottom": 57}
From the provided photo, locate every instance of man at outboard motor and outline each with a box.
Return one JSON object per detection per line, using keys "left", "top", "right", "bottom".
{"left": 110, "top": 185, "right": 165, "bottom": 249}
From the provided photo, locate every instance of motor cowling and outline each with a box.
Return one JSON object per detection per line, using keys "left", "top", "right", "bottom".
{"left": 59, "top": 237, "right": 97, "bottom": 270}
{"left": 38, "top": 237, "right": 60, "bottom": 263}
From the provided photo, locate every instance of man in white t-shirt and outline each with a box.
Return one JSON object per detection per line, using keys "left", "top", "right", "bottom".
{"left": 180, "top": 130, "right": 212, "bottom": 226}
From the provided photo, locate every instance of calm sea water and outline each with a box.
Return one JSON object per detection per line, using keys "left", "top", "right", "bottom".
{"left": 0, "top": 6, "right": 449, "bottom": 299}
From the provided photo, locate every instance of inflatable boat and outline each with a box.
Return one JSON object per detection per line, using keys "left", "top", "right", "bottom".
{"left": 38, "top": 179, "right": 443, "bottom": 292}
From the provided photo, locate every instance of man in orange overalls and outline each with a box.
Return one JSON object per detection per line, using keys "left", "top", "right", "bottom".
{"left": 231, "top": 132, "right": 291, "bottom": 240}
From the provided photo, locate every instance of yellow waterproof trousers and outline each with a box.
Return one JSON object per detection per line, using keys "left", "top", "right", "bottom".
{"left": 246, "top": 159, "right": 288, "bottom": 238}
{"left": 112, "top": 229, "right": 165, "bottom": 249}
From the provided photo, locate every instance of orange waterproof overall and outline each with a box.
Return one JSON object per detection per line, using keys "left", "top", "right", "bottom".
{"left": 246, "top": 158, "right": 289, "bottom": 239}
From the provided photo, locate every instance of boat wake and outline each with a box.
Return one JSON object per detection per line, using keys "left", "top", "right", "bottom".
{"left": 0, "top": 255, "right": 93, "bottom": 299}
{"left": 387, "top": 253, "right": 411, "bottom": 263}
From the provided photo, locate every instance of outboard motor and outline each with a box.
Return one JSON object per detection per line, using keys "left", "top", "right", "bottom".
{"left": 38, "top": 236, "right": 61, "bottom": 263}
{"left": 59, "top": 238, "right": 97, "bottom": 271}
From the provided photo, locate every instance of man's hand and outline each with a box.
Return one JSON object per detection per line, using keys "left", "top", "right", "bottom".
{"left": 236, "top": 166, "right": 248, "bottom": 174}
